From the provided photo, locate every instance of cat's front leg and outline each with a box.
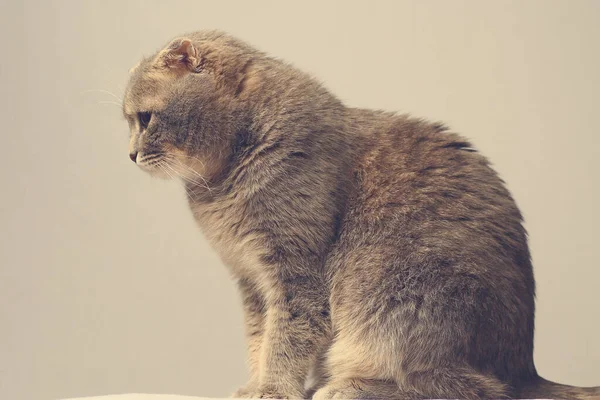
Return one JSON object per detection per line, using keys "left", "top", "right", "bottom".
{"left": 252, "top": 272, "right": 331, "bottom": 399}
{"left": 232, "top": 278, "right": 266, "bottom": 397}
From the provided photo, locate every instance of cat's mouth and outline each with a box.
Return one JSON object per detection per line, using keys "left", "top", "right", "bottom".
{"left": 133, "top": 150, "right": 211, "bottom": 189}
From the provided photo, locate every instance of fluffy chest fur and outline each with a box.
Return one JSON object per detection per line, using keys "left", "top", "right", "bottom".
{"left": 189, "top": 196, "right": 267, "bottom": 280}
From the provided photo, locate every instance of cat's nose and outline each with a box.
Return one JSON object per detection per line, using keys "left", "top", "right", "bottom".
{"left": 129, "top": 152, "right": 138, "bottom": 163}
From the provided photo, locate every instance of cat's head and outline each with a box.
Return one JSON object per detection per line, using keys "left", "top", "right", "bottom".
{"left": 122, "top": 31, "right": 258, "bottom": 183}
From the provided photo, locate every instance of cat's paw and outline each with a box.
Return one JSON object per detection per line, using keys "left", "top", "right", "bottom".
{"left": 231, "top": 381, "right": 258, "bottom": 398}
{"left": 312, "top": 379, "right": 401, "bottom": 400}
{"left": 232, "top": 384, "right": 303, "bottom": 399}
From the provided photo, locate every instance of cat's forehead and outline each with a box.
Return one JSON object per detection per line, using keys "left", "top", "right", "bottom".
{"left": 123, "top": 60, "right": 172, "bottom": 115}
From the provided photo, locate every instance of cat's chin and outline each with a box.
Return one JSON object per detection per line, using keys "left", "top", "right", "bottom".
{"left": 138, "top": 164, "right": 173, "bottom": 180}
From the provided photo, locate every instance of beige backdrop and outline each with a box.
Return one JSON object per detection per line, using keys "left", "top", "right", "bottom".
{"left": 1, "top": 1, "right": 599, "bottom": 399}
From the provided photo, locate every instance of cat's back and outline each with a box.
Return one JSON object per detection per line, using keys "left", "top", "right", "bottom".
{"left": 327, "top": 110, "right": 538, "bottom": 389}
{"left": 347, "top": 109, "right": 522, "bottom": 226}
{"left": 339, "top": 109, "right": 532, "bottom": 284}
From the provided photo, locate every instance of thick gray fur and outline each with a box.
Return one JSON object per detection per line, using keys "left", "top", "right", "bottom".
{"left": 122, "top": 31, "right": 599, "bottom": 399}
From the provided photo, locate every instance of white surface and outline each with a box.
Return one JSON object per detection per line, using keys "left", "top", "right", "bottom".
{"left": 61, "top": 396, "right": 550, "bottom": 400}
{"left": 63, "top": 395, "right": 211, "bottom": 400}
{"left": 61, "top": 397, "right": 551, "bottom": 400}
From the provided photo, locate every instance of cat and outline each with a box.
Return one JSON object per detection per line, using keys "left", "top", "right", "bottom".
{"left": 122, "top": 30, "right": 599, "bottom": 399}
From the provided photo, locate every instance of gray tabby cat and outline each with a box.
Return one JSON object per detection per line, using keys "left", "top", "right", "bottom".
{"left": 122, "top": 30, "right": 599, "bottom": 399}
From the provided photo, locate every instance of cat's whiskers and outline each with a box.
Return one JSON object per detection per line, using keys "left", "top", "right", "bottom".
{"left": 98, "top": 100, "right": 123, "bottom": 107}
{"left": 173, "top": 160, "right": 212, "bottom": 191}
{"left": 82, "top": 89, "right": 123, "bottom": 102}
{"left": 168, "top": 154, "right": 209, "bottom": 180}
{"left": 163, "top": 156, "right": 212, "bottom": 191}
{"left": 179, "top": 173, "right": 211, "bottom": 192}
{"left": 175, "top": 153, "right": 207, "bottom": 169}
{"left": 163, "top": 161, "right": 211, "bottom": 191}
{"left": 158, "top": 164, "right": 180, "bottom": 184}
{"left": 180, "top": 173, "right": 211, "bottom": 191}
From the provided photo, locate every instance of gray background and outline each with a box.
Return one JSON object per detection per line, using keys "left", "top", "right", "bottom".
{"left": 1, "top": 1, "right": 599, "bottom": 399}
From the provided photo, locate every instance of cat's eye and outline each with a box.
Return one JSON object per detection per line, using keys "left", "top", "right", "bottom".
{"left": 138, "top": 112, "right": 152, "bottom": 130}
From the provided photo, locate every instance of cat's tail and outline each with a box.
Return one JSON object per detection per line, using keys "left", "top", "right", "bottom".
{"left": 518, "top": 376, "right": 600, "bottom": 400}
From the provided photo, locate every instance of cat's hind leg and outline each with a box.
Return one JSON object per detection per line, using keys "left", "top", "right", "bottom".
{"left": 319, "top": 246, "right": 516, "bottom": 399}
{"left": 313, "top": 368, "right": 509, "bottom": 400}
{"left": 401, "top": 367, "right": 510, "bottom": 399}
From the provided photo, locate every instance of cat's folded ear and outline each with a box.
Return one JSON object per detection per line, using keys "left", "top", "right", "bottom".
{"left": 153, "top": 35, "right": 256, "bottom": 97}
{"left": 154, "top": 38, "right": 201, "bottom": 74}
